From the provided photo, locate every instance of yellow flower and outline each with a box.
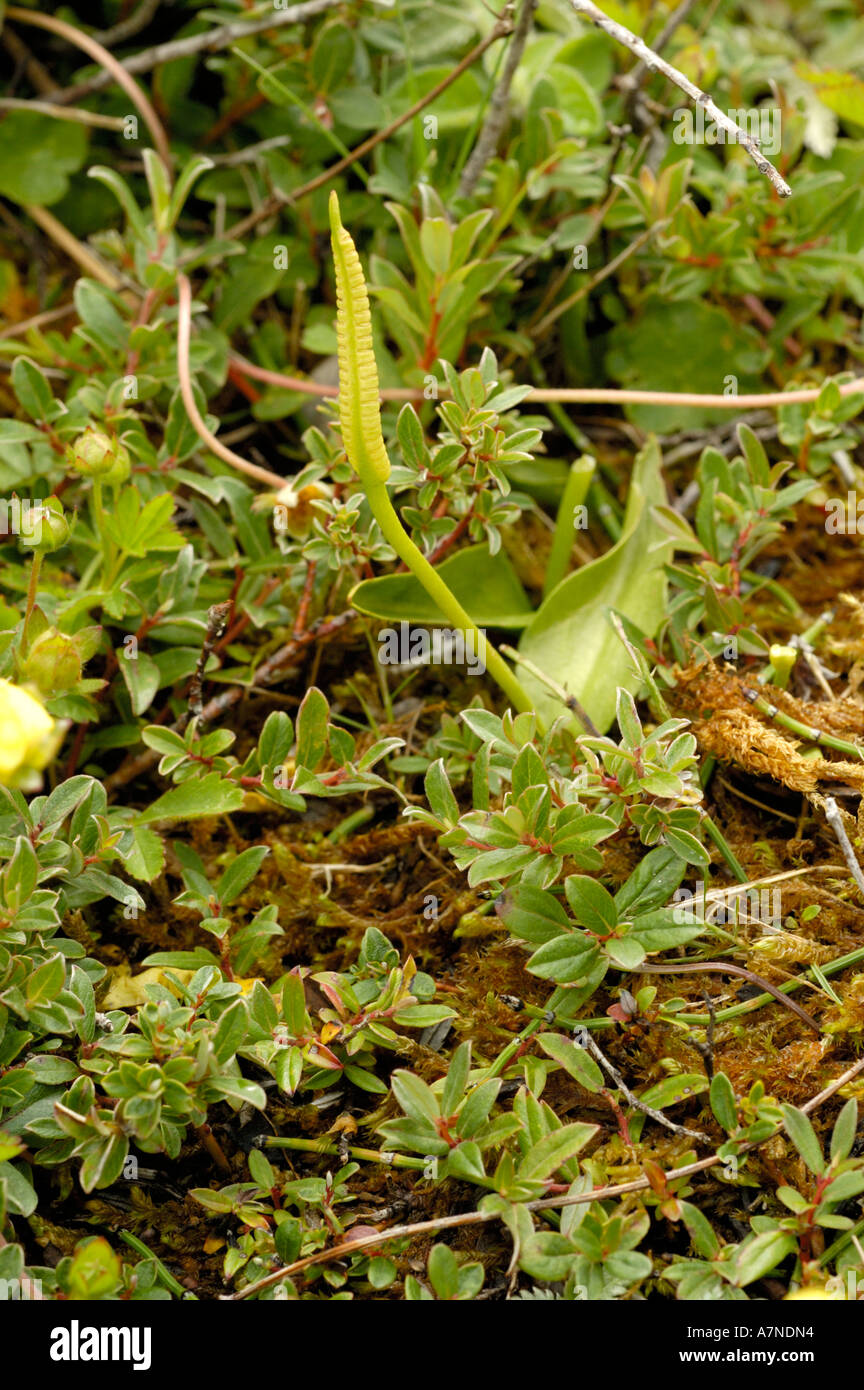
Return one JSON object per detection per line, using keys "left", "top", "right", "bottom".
{"left": 0, "top": 679, "right": 60, "bottom": 787}
{"left": 784, "top": 1285, "right": 844, "bottom": 1300}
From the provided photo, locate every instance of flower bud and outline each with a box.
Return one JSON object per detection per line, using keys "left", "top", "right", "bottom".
{"left": 67, "top": 427, "right": 129, "bottom": 478}
{"left": 103, "top": 453, "right": 131, "bottom": 486}
{"left": 18, "top": 498, "right": 69, "bottom": 552}
{"left": 0, "top": 679, "right": 61, "bottom": 788}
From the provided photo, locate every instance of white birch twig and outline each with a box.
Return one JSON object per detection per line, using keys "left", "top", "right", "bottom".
{"left": 565, "top": 0, "right": 792, "bottom": 197}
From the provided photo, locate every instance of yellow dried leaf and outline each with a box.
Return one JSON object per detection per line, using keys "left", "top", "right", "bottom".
{"left": 102, "top": 965, "right": 196, "bottom": 1009}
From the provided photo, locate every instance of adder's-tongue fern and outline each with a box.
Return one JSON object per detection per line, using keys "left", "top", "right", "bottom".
{"left": 328, "top": 191, "right": 534, "bottom": 718}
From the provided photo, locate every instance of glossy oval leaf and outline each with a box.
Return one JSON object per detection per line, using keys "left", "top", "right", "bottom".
{"left": 350, "top": 543, "right": 533, "bottom": 628}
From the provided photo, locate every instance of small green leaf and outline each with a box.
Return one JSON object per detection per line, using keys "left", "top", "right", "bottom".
{"left": 119, "top": 649, "right": 161, "bottom": 716}
{"left": 11, "top": 357, "right": 56, "bottom": 422}
{"left": 527, "top": 932, "right": 600, "bottom": 983}
{"left": 424, "top": 759, "right": 459, "bottom": 825}
{"left": 830, "top": 1098, "right": 857, "bottom": 1163}
{"left": 446, "top": 1140, "right": 486, "bottom": 1182}
{"left": 135, "top": 773, "right": 245, "bottom": 826}
{"left": 124, "top": 825, "right": 166, "bottom": 883}
{"left": 709, "top": 1072, "right": 738, "bottom": 1133}
{"left": 391, "top": 1070, "right": 440, "bottom": 1125}
{"left": 679, "top": 1201, "right": 720, "bottom": 1259}
{"left": 428, "top": 1244, "right": 459, "bottom": 1299}
{"left": 518, "top": 1122, "right": 599, "bottom": 1181}
{"left": 442, "top": 1043, "right": 472, "bottom": 1114}
{"left": 730, "top": 1230, "right": 797, "bottom": 1287}
{"left": 782, "top": 1105, "right": 825, "bottom": 1175}
{"left": 26, "top": 954, "right": 65, "bottom": 1005}
{"left": 564, "top": 875, "right": 618, "bottom": 934}
{"left": 604, "top": 937, "right": 646, "bottom": 970}
{"left": 638, "top": 1073, "right": 708, "bottom": 1109}
{"left": 614, "top": 848, "right": 686, "bottom": 915}
{"left": 420, "top": 219, "right": 453, "bottom": 275}
{"left": 0, "top": 112, "right": 87, "bottom": 206}
{"left": 536, "top": 1033, "right": 604, "bottom": 1092}
{"left": 142, "top": 949, "right": 220, "bottom": 969}
{"left": 216, "top": 845, "right": 269, "bottom": 906}
{"left": 822, "top": 1171, "right": 864, "bottom": 1203}
{"left": 0, "top": 1161, "right": 38, "bottom": 1217}
{"left": 212, "top": 1000, "right": 247, "bottom": 1063}
{"left": 457, "top": 1079, "right": 500, "bottom": 1136}
{"left": 296, "top": 687, "right": 330, "bottom": 772}
{"left": 281, "top": 974, "right": 308, "bottom": 1036}
{"left": 500, "top": 885, "right": 571, "bottom": 944}
{"left": 275, "top": 1046, "right": 304, "bottom": 1097}
{"left": 258, "top": 710, "right": 294, "bottom": 770}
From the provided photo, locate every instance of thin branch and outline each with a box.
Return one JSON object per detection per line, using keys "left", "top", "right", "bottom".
{"left": 91, "top": 0, "right": 162, "bottom": 48}
{"left": 6, "top": 5, "right": 171, "bottom": 170}
{"left": 636, "top": 961, "right": 821, "bottom": 1034}
{"left": 527, "top": 379, "right": 864, "bottom": 406}
{"left": 528, "top": 218, "right": 669, "bottom": 342}
{"left": 820, "top": 795, "right": 864, "bottom": 901}
{"left": 618, "top": 0, "right": 700, "bottom": 100}
{"left": 564, "top": 0, "right": 792, "bottom": 197}
{"left": 227, "top": 354, "right": 864, "bottom": 410}
{"left": 176, "top": 274, "right": 285, "bottom": 489}
{"left": 458, "top": 0, "right": 536, "bottom": 199}
{"left": 582, "top": 1032, "right": 708, "bottom": 1141}
{"left": 207, "top": 135, "right": 294, "bottom": 167}
{"left": 226, "top": 14, "right": 516, "bottom": 240}
{"left": 0, "top": 302, "right": 78, "bottom": 341}
{"left": 181, "top": 602, "right": 233, "bottom": 734}
{"left": 23, "top": 204, "right": 124, "bottom": 290}
{"left": 50, "top": 0, "right": 360, "bottom": 105}
{"left": 229, "top": 355, "right": 338, "bottom": 398}
{"left": 0, "top": 97, "right": 127, "bottom": 129}
{"left": 0, "top": 24, "right": 56, "bottom": 96}
{"left": 224, "top": 1052, "right": 864, "bottom": 1298}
